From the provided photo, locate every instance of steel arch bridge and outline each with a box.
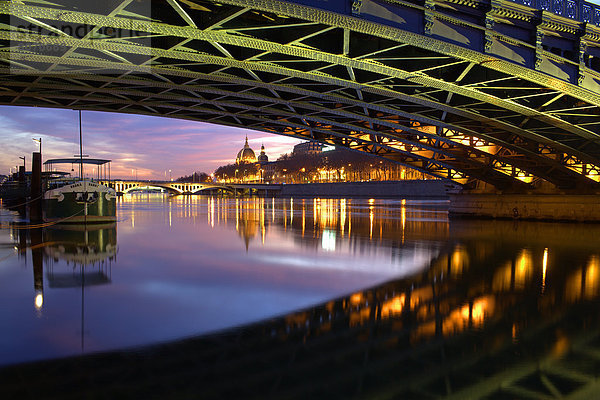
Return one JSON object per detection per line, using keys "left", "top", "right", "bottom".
{"left": 4, "top": 0, "right": 600, "bottom": 192}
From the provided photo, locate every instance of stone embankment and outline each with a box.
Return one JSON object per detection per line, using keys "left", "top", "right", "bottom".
{"left": 278, "top": 180, "right": 459, "bottom": 198}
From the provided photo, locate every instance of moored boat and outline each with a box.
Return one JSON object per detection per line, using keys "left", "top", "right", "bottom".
{"left": 43, "top": 179, "right": 116, "bottom": 223}
{"left": 42, "top": 110, "right": 117, "bottom": 224}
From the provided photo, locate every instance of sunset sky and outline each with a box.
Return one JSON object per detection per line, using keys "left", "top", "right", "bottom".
{"left": 0, "top": 105, "right": 303, "bottom": 180}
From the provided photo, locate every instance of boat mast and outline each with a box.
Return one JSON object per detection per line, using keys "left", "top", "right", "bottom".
{"left": 79, "top": 110, "right": 83, "bottom": 180}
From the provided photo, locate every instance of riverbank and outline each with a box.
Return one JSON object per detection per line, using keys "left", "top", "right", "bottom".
{"left": 277, "top": 179, "right": 460, "bottom": 198}
{"left": 449, "top": 193, "right": 600, "bottom": 222}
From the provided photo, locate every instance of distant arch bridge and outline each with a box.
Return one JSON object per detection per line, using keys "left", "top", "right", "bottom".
{"left": 5, "top": 0, "right": 600, "bottom": 191}
{"left": 103, "top": 180, "right": 280, "bottom": 196}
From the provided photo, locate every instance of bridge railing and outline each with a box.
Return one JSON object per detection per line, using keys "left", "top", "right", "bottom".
{"left": 508, "top": 0, "right": 600, "bottom": 25}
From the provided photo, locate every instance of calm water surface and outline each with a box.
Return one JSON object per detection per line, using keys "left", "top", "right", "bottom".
{"left": 0, "top": 195, "right": 446, "bottom": 366}
{"left": 3, "top": 194, "right": 600, "bottom": 399}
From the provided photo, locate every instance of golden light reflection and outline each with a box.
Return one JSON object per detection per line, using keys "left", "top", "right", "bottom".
{"left": 585, "top": 256, "right": 600, "bottom": 299}
{"left": 410, "top": 286, "right": 433, "bottom": 309}
{"left": 450, "top": 245, "right": 469, "bottom": 277}
{"left": 209, "top": 198, "right": 214, "bottom": 228}
{"left": 235, "top": 198, "right": 239, "bottom": 231}
{"left": 313, "top": 198, "right": 318, "bottom": 230}
{"left": 515, "top": 249, "right": 533, "bottom": 289}
{"left": 565, "top": 256, "right": 600, "bottom": 302}
{"left": 34, "top": 293, "right": 43, "bottom": 310}
{"left": 302, "top": 200, "right": 306, "bottom": 237}
{"left": 369, "top": 206, "right": 374, "bottom": 240}
{"left": 260, "top": 198, "right": 265, "bottom": 245}
{"left": 381, "top": 294, "right": 405, "bottom": 317}
{"left": 350, "top": 293, "right": 363, "bottom": 306}
{"left": 283, "top": 199, "right": 287, "bottom": 230}
{"left": 551, "top": 330, "right": 570, "bottom": 359}
{"left": 492, "top": 261, "right": 512, "bottom": 292}
{"left": 340, "top": 199, "right": 346, "bottom": 237}
{"left": 542, "top": 247, "right": 548, "bottom": 293}
{"left": 401, "top": 199, "right": 406, "bottom": 244}
{"left": 443, "top": 296, "right": 494, "bottom": 335}
{"left": 350, "top": 307, "right": 370, "bottom": 327}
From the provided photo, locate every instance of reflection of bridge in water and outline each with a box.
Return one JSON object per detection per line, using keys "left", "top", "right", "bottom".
{"left": 4, "top": 218, "right": 600, "bottom": 398}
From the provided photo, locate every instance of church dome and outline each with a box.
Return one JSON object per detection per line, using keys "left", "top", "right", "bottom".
{"left": 236, "top": 137, "right": 257, "bottom": 164}
{"left": 257, "top": 144, "right": 268, "bottom": 163}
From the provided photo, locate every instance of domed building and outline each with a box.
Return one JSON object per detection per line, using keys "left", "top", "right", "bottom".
{"left": 257, "top": 144, "right": 268, "bottom": 163}
{"left": 236, "top": 136, "right": 257, "bottom": 164}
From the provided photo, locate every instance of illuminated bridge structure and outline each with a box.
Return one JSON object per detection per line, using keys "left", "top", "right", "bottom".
{"left": 4, "top": 0, "right": 600, "bottom": 192}
{"left": 103, "top": 179, "right": 280, "bottom": 195}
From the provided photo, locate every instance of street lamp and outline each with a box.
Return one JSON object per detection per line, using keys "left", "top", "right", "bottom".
{"left": 32, "top": 137, "right": 41, "bottom": 153}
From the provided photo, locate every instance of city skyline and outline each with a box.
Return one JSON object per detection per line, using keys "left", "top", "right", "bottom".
{"left": 0, "top": 105, "right": 303, "bottom": 180}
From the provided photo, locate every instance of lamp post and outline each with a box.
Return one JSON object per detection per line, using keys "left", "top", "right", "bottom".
{"left": 19, "top": 156, "right": 25, "bottom": 175}
{"left": 32, "top": 137, "right": 41, "bottom": 153}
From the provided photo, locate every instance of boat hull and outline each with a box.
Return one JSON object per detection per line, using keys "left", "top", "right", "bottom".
{"left": 43, "top": 181, "right": 116, "bottom": 223}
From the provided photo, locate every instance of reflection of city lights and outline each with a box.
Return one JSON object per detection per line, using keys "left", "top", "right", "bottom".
{"left": 322, "top": 229, "right": 336, "bottom": 252}
{"left": 450, "top": 245, "right": 468, "bottom": 277}
{"left": 302, "top": 201, "right": 306, "bottom": 237}
{"left": 35, "top": 293, "right": 43, "bottom": 310}
{"left": 551, "top": 331, "right": 570, "bottom": 359}
{"left": 542, "top": 248, "right": 548, "bottom": 293}
{"left": 340, "top": 199, "right": 346, "bottom": 237}
{"left": 410, "top": 286, "right": 432, "bottom": 308}
{"left": 350, "top": 293, "right": 363, "bottom": 306}
{"left": 369, "top": 208, "right": 374, "bottom": 240}
{"left": 444, "top": 296, "right": 493, "bottom": 335}
{"left": 209, "top": 198, "right": 214, "bottom": 228}
{"left": 585, "top": 256, "right": 600, "bottom": 299}
{"left": 235, "top": 198, "right": 239, "bottom": 231}
{"left": 348, "top": 207, "right": 352, "bottom": 238}
{"left": 493, "top": 261, "right": 512, "bottom": 291}
{"left": 381, "top": 294, "right": 405, "bottom": 316}
{"left": 349, "top": 307, "right": 370, "bottom": 327}
{"left": 401, "top": 199, "right": 406, "bottom": 243}
{"left": 515, "top": 249, "right": 533, "bottom": 289}
{"left": 471, "top": 298, "right": 487, "bottom": 322}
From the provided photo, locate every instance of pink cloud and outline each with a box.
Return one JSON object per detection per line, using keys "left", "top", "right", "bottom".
{"left": 0, "top": 106, "right": 303, "bottom": 179}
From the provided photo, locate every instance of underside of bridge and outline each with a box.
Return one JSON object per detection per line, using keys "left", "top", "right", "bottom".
{"left": 3, "top": 0, "right": 600, "bottom": 192}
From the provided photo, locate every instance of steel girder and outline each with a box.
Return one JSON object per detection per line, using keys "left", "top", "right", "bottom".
{"left": 2, "top": 0, "right": 600, "bottom": 190}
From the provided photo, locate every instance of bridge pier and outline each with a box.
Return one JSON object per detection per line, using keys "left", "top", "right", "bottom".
{"left": 449, "top": 194, "right": 600, "bottom": 222}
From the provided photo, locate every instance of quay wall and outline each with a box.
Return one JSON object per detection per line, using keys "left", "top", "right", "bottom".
{"left": 449, "top": 194, "right": 600, "bottom": 222}
{"left": 278, "top": 180, "right": 458, "bottom": 198}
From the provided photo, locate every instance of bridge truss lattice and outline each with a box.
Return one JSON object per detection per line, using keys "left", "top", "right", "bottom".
{"left": 4, "top": 0, "right": 600, "bottom": 190}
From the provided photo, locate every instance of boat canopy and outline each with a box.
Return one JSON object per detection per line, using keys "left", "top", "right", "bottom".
{"left": 44, "top": 158, "right": 111, "bottom": 165}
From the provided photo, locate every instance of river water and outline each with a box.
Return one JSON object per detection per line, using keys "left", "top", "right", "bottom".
{"left": 2, "top": 194, "right": 600, "bottom": 398}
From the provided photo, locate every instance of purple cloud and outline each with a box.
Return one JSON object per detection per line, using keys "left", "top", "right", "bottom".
{"left": 0, "top": 106, "right": 302, "bottom": 179}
